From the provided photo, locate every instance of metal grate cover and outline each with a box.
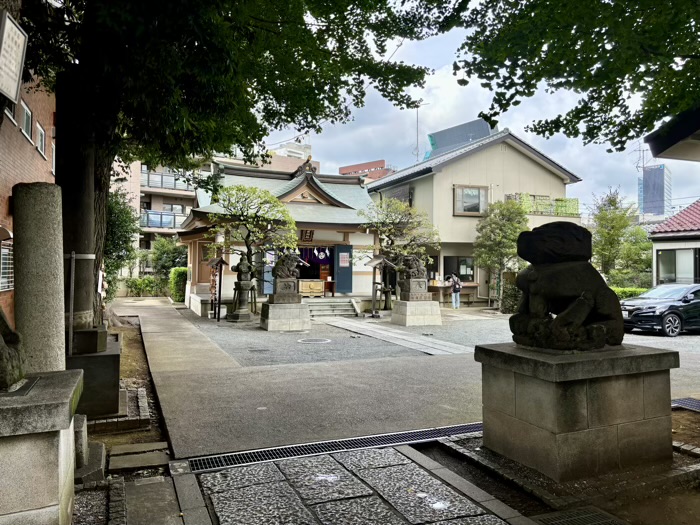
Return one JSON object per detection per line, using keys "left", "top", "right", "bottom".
{"left": 298, "top": 338, "right": 331, "bottom": 344}
{"left": 672, "top": 397, "right": 700, "bottom": 413}
{"left": 532, "top": 506, "right": 628, "bottom": 525}
{"left": 188, "top": 422, "right": 483, "bottom": 473}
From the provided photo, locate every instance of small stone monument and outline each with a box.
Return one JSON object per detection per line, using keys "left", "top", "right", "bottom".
{"left": 391, "top": 255, "right": 442, "bottom": 326}
{"left": 261, "top": 253, "right": 311, "bottom": 331}
{"left": 0, "top": 309, "right": 24, "bottom": 391}
{"left": 475, "top": 222, "right": 679, "bottom": 481}
{"left": 227, "top": 259, "right": 254, "bottom": 322}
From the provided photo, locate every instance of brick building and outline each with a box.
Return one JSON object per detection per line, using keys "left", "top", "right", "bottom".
{"left": 0, "top": 83, "right": 57, "bottom": 325}
{"left": 338, "top": 159, "right": 394, "bottom": 181}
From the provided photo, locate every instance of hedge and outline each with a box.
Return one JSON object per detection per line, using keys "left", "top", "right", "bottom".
{"left": 124, "top": 276, "right": 167, "bottom": 297}
{"left": 611, "top": 287, "right": 648, "bottom": 300}
{"left": 169, "top": 267, "right": 188, "bottom": 303}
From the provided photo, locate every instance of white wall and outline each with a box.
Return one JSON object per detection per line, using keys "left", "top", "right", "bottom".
{"left": 430, "top": 142, "right": 574, "bottom": 243}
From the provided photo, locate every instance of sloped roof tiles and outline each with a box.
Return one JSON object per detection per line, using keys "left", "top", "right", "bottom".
{"left": 652, "top": 199, "right": 700, "bottom": 235}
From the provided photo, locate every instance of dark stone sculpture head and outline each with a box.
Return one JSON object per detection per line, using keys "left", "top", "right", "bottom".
{"left": 510, "top": 222, "right": 624, "bottom": 351}
{"left": 0, "top": 308, "right": 25, "bottom": 391}
{"left": 272, "top": 252, "right": 301, "bottom": 279}
{"left": 398, "top": 255, "right": 427, "bottom": 281}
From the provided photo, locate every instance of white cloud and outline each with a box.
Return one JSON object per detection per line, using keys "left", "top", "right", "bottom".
{"left": 266, "top": 30, "right": 700, "bottom": 213}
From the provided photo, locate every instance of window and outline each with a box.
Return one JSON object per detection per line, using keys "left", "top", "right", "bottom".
{"left": 0, "top": 242, "right": 14, "bottom": 292}
{"left": 162, "top": 204, "right": 185, "bottom": 214}
{"left": 4, "top": 101, "right": 16, "bottom": 123}
{"left": 140, "top": 164, "right": 148, "bottom": 173}
{"left": 454, "top": 186, "right": 488, "bottom": 215}
{"left": 36, "top": 124, "right": 46, "bottom": 156}
{"left": 657, "top": 249, "right": 697, "bottom": 285}
{"left": 19, "top": 101, "right": 32, "bottom": 140}
{"left": 444, "top": 256, "right": 475, "bottom": 282}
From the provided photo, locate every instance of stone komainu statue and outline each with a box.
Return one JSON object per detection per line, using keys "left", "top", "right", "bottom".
{"left": 0, "top": 308, "right": 24, "bottom": 390}
{"left": 509, "top": 222, "right": 624, "bottom": 351}
{"left": 272, "top": 252, "right": 300, "bottom": 279}
{"left": 398, "top": 255, "right": 428, "bottom": 281}
{"left": 234, "top": 258, "right": 252, "bottom": 282}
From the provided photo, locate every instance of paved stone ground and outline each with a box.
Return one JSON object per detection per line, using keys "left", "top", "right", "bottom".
{"left": 181, "top": 309, "right": 425, "bottom": 367}
{"left": 113, "top": 298, "right": 700, "bottom": 460}
{"left": 199, "top": 447, "right": 519, "bottom": 525}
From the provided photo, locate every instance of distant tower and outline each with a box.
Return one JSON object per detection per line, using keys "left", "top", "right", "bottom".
{"left": 638, "top": 165, "right": 672, "bottom": 216}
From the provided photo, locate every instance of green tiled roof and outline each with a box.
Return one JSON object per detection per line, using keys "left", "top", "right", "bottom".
{"left": 192, "top": 173, "right": 373, "bottom": 226}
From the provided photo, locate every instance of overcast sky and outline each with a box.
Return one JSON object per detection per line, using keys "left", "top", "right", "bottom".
{"left": 265, "top": 30, "right": 700, "bottom": 216}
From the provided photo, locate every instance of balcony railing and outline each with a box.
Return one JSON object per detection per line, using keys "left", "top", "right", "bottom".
{"left": 140, "top": 211, "right": 187, "bottom": 229}
{"left": 140, "top": 172, "right": 194, "bottom": 191}
{"left": 505, "top": 193, "right": 580, "bottom": 217}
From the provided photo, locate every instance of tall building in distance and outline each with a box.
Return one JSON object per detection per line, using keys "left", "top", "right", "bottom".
{"left": 638, "top": 164, "right": 672, "bottom": 217}
{"left": 339, "top": 160, "right": 395, "bottom": 181}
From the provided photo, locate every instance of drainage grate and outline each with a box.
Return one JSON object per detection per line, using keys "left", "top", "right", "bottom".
{"left": 188, "top": 422, "right": 483, "bottom": 473}
{"left": 297, "top": 338, "right": 331, "bottom": 344}
{"left": 532, "top": 506, "right": 628, "bottom": 525}
{"left": 672, "top": 397, "right": 700, "bottom": 413}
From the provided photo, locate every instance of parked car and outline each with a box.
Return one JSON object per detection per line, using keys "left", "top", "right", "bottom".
{"left": 620, "top": 284, "right": 700, "bottom": 337}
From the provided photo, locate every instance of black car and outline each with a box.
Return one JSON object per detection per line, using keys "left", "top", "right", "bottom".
{"left": 620, "top": 284, "right": 700, "bottom": 337}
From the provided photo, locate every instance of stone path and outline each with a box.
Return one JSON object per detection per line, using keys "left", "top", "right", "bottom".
{"left": 324, "top": 318, "right": 474, "bottom": 355}
{"left": 196, "top": 446, "right": 535, "bottom": 525}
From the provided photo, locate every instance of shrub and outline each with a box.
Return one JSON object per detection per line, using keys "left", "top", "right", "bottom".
{"left": 500, "top": 274, "right": 521, "bottom": 314}
{"left": 169, "top": 267, "right": 188, "bottom": 302}
{"left": 124, "top": 276, "right": 167, "bottom": 297}
{"left": 611, "top": 287, "right": 648, "bottom": 300}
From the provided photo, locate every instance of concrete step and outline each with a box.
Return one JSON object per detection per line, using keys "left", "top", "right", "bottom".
{"left": 125, "top": 476, "right": 182, "bottom": 525}
{"left": 109, "top": 449, "right": 170, "bottom": 472}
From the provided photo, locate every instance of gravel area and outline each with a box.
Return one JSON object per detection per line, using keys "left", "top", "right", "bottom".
{"left": 72, "top": 489, "right": 108, "bottom": 525}
{"left": 454, "top": 436, "right": 699, "bottom": 498}
{"left": 179, "top": 309, "right": 423, "bottom": 366}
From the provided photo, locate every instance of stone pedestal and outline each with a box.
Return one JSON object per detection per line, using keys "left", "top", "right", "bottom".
{"left": 390, "top": 300, "right": 442, "bottom": 326}
{"left": 12, "top": 183, "right": 65, "bottom": 373}
{"left": 475, "top": 343, "right": 680, "bottom": 481}
{"left": 0, "top": 370, "right": 83, "bottom": 525}
{"left": 398, "top": 279, "right": 433, "bottom": 301}
{"left": 260, "top": 303, "right": 311, "bottom": 331}
{"left": 228, "top": 281, "right": 253, "bottom": 322}
{"left": 66, "top": 333, "right": 120, "bottom": 417}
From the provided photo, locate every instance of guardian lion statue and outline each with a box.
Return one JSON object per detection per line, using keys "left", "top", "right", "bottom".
{"left": 509, "top": 222, "right": 624, "bottom": 351}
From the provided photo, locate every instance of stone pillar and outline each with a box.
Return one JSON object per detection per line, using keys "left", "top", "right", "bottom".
{"left": 227, "top": 281, "right": 253, "bottom": 322}
{"left": 12, "top": 183, "right": 66, "bottom": 372}
{"left": 55, "top": 67, "right": 96, "bottom": 331}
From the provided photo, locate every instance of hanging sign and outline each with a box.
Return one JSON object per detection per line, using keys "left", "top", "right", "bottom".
{"left": 0, "top": 11, "right": 28, "bottom": 103}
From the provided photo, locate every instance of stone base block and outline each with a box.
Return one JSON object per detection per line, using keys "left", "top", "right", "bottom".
{"left": 227, "top": 310, "right": 253, "bottom": 322}
{"left": 0, "top": 370, "right": 82, "bottom": 525}
{"left": 74, "top": 414, "right": 88, "bottom": 468}
{"left": 74, "top": 441, "right": 106, "bottom": 484}
{"left": 66, "top": 336, "right": 121, "bottom": 418}
{"left": 399, "top": 292, "right": 434, "bottom": 301}
{"left": 390, "top": 300, "right": 442, "bottom": 326}
{"left": 70, "top": 325, "right": 108, "bottom": 355}
{"left": 476, "top": 343, "right": 679, "bottom": 481}
{"left": 260, "top": 303, "right": 311, "bottom": 331}
{"left": 268, "top": 293, "right": 302, "bottom": 304}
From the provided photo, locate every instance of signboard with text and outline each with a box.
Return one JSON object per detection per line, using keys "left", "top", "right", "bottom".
{"left": 0, "top": 11, "right": 28, "bottom": 103}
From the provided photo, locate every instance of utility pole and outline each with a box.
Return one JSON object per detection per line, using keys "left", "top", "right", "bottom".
{"left": 412, "top": 102, "right": 430, "bottom": 163}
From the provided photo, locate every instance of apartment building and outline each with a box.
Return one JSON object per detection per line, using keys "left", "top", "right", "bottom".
{"left": 0, "top": 84, "right": 57, "bottom": 324}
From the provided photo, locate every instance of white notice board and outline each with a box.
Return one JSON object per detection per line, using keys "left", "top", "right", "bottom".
{"left": 0, "top": 11, "right": 28, "bottom": 103}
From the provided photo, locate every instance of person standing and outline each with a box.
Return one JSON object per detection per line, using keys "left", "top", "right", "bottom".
{"left": 446, "top": 273, "right": 462, "bottom": 309}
